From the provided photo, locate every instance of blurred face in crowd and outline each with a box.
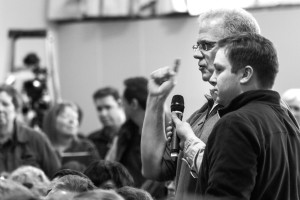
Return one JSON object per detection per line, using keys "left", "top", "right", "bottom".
{"left": 94, "top": 95, "right": 124, "bottom": 128}
{"left": 0, "top": 91, "right": 17, "bottom": 135}
{"left": 193, "top": 18, "right": 224, "bottom": 82}
{"left": 56, "top": 106, "right": 79, "bottom": 136}
{"left": 209, "top": 48, "right": 243, "bottom": 106}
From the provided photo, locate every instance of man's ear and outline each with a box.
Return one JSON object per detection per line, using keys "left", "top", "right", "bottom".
{"left": 240, "top": 66, "right": 254, "bottom": 84}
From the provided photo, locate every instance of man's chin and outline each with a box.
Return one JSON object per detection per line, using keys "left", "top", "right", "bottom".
{"left": 202, "top": 74, "right": 211, "bottom": 82}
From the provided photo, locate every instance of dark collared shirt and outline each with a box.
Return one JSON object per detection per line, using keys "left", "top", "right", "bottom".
{"left": 0, "top": 121, "right": 61, "bottom": 178}
{"left": 88, "top": 126, "right": 119, "bottom": 158}
{"left": 115, "top": 120, "right": 146, "bottom": 187}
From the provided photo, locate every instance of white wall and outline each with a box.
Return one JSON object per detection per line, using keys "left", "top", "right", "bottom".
{"left": 0, "top": 0, "right": 49, "bottom": 81}
{"left": 54, "top": 7, "right": 300, "bottom": 135}
{"left": 55, "top": 17, "right": 210, "bottom": 134}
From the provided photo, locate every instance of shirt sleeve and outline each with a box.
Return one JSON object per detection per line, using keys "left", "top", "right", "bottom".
{"left": 182, "top": 137, "right": 205, "bottom": 178}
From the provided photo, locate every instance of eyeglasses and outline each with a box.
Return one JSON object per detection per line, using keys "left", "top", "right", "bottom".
{"left": 192, "top": 41, "right": 216, "bottom": 52}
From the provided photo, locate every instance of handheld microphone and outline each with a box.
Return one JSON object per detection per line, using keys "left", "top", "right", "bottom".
{"left": 170, "top": 94, "right": 185, "bottom": 158}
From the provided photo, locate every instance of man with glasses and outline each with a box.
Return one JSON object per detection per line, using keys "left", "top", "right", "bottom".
{"left": 141, "top": 8, "right": 260, "bottom": 200}
{"left": 179, "top": 33, "right": 300, "bottom": 200}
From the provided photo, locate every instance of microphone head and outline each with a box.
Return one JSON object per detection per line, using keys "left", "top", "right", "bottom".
{"left": 171, "top": 95, "right": 185, "bottom": 112}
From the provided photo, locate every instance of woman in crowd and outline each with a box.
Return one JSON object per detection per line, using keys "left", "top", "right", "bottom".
{"left": 43, "top": 101, "right": 100, "bottom": 170}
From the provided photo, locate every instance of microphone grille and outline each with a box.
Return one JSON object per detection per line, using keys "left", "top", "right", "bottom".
{"left": 171, "top": 95, "right": 184, "bottom": 112}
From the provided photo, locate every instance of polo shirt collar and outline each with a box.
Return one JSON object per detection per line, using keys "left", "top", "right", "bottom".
{"left": 14, "top": 120, "right": 29, "bottom": 143}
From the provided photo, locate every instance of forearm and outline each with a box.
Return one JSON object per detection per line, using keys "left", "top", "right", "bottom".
{"left": 141, "top": 95, "right": 168, "bottom": 179}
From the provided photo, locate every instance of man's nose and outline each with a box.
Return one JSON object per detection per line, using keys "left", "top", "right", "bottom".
{"left": 193, "top": 49, "right": 204, "bottom": 59}
{"left": 209, "top": 72, "right": 217, "bottom": 86}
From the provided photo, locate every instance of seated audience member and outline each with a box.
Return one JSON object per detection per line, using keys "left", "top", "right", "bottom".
{"left": 107, "top": 77, "right": 169, "bottom": 198}
{"left": 282, "top": 88, "right": 300, "bottom": 124}
{"left": 117, "top": 186, "right": 154, "bottom": 200}
{"left": 43, "top": 101, "right": 100, "bottom": 170}
{"left": 106, "top": 77, "right": 148, "bottom": 187}
{"left": 88, "top": 87, "right": 126, "bottom": 158}
{"left": 0, "top": 84, "right": 61, "bottom": 178}
{"left": 9, "top": 165, "right": 50, "bottom": 197}
{"left": 72, "top": 188, "right": 124, "bottom": 200}
{"left": 45, "top": 174, "right": 96, "bottom": 200}
{"left": 0, "top": 178, "right": 39, "bottom": 200}
{"left": 84, "top": 160, "right": 134, "bottom": 189}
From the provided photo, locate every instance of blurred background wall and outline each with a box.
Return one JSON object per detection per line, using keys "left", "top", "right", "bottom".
{"left": 0, "top": 1, "right": 300, "bottom": 135}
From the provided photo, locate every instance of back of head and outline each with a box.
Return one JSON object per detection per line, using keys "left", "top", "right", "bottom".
{"left": 117, "top": 186, "right": 153, "bottom": 200}
{"left": 23, "top": 52, "right": 40, "bottom": 67}
{"left": 0, "top": 178, "right": 38, "bottom": 200}
{"left": 73, "top": 188, "right": 124, "bottom": 200}
{"left": 52, "top": 168, "right": 90, "bottom": 181}
{"left": 123, "top": 77, "right": 148, "bottom": 110}
{"left": 84, "top": 160, "right": 134, "bottom": 189}
{"left": 93, "top": 86, "right": 120, "bottom": 101}
{"left": 217, "top": 32, "right": 278, "bottom": 89}
{"left": 49, "top": 174, "right": 96, "bottom": 193}
{"left": 9, "top": 165, "right": 50, "bottom": 197}
{"left": 198, "top": 7, "right": 261, "bottom": 37}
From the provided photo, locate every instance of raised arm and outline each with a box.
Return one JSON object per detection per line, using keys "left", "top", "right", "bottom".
{"left": 141, "top": 65, "right": 178, "bottom": 179}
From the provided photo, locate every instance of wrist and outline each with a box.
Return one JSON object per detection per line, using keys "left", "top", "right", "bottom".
{"left": 183, "top": 135, "right": 204, "bottom": 152}
{"left": 147, "top": 95, "right": 166, "bottom": 109}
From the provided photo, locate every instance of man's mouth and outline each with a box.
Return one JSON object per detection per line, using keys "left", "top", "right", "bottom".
{"left": 210, "top": 88, "right": 218, "bottom": 96}
{"left": 199, "top": 65, "right": 206, "bottom": 71}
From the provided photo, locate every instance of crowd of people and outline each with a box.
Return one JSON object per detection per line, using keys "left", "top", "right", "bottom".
{"left": 0, "top": 6, "right": 300, "bottom": 200}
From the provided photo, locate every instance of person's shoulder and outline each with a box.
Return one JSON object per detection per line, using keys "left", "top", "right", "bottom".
{"left": 222, "top": 102, "right": 267, "bottom": 121}
{"left": 87, "top": 129, "right": 103, "bottom": 139}
{"left": 17, "top": 123, "right": 47, "bottom": 139}
{"left": 187, "top": 102, "right": 210, "bottom": 123}
{"left": 77, "top": 136, "right": 94, "bottom": 145}
{"left": 215, "top": 103, "right": 267, "bottom": 135}
{"left": 72, "top": 137, "right": 98, "bottom": 151}
{"left": 119, "top": 120, "right": 138, "bottom": 134}
{"left": 15, "top": 123, "right": 52, "bottom": 149}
